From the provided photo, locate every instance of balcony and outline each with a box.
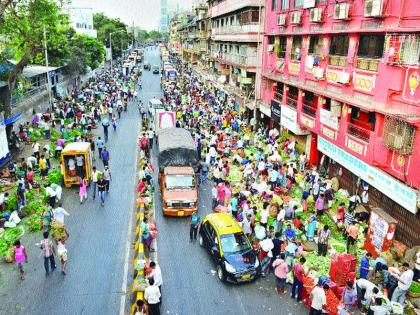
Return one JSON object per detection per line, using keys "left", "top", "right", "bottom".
{"left": 274, "top": 91, "right": 283, "bottom": 102}
{"left": 302, "top": 103, "right": 317, "bottom": 117}
{"left": 328, "top": 55, "right": 347, "bottom": 67}
{"left": 212, "top": 24, "right": 259, "bottom": 35}
{"left": 217, "top": 52, "right": 257, "bottom": 67}
{"left": 356, "top": 57, "right": 380, "bottom": 72}
{"left": 210, "top": 0, "right": 262, "bottom": 18}
{"left": 286, "top": 95, "right": 298, "bottom": 108}
{"left": 348, "top": 121, "right": 372, "bottom": 142}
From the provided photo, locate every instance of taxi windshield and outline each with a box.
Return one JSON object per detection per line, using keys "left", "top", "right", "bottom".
{"left": 220, "top": 233, "right": 250, "bottom": 254}
{"left": 165, "top": 174, "right": 194, "bottom": 190}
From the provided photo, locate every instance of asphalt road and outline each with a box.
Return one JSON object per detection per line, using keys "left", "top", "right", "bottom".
{"left": 146, "top": 48, "right": 308, "bottom": 315}
{"left": 0, "top": 66, "right": 141, "bottom": 315}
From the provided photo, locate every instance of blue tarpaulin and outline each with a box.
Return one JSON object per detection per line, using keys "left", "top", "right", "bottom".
{"left": 1, "top": 112, "right": 22, "bottom": 126}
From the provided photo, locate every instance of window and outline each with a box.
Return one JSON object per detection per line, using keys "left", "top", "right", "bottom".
{"left": 272, "top": 0, "right": 278, "bottom": 10}
{"left": 276, "top": 36, "right": 287, "bottom": 59}
{"left": 281, "top": 0, "right": 289, "bottom": 9}
{"left": 387, "top": 34, "right": 420, "bottom": 65}
{"left": 308, "top": 36, "right": 323, "bottom": 56}
{"left": 358, "top": 35, "right": 385, "bottom": 59}
{"left": 294, "top": 0, "right": 304, "bottom": 7}
{"left": 251, "top": 10, "right": 260, "bottom": 22}
{"left": 330, "top": 35, "right": 349, "bottom": 56}
{"left": 291, "top": 36, "right": 302, "bottom": 60}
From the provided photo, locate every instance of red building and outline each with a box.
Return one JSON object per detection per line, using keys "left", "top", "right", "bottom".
{"left": 260, "top": 0, "right": 420, "bottom": 246}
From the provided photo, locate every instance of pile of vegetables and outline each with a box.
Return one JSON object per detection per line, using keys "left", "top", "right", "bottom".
{"left": 0, "top": 226, "right": 24, "bottom": 258}
{"left": 303, "top": 252, "right": 331, "bottom": 277}
{"left": 50, "top": 221, "right": 68, "bottom": 241}
{"left": 46, "top": 169, "right": 63, "bottom": 185}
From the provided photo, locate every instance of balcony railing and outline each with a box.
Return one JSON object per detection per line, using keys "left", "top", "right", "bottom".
{"left": 356, "top": 57, "right": 380, "bottom": 72}
{"left": 348, "top": 122, "right": 371, "bottom": 142}
{"left": 286, "top": 95, "right": 298, "bottom": 108}
{"left": 212, "top": 24, "right": 259, "bottom": 35}
{"left": 274, "top": 92, "right": 283, "bottom": 102}
{"left": 328, "top": 55, "right": 347, "bottom": 67}
{"left": 302, "top": 103, "right": 317, "bottom": 117}
{"left": 215, "top": 52, "right": 257, "bottom": 66}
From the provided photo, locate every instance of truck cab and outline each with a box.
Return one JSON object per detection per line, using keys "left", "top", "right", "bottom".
{"left": 159, "top": 166, "right": 197, "bottom": 216}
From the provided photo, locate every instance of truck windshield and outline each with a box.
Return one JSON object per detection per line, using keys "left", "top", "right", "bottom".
{"left": 220, "top": 233, "right": 250, "bottom": 254}
{"left": 165, "top": 174, "right": 194, "bottom": 190}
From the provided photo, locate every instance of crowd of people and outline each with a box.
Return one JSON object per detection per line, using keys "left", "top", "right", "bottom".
{"left": 149, "top": 54, "right": 418, "bottom": 315}
{"left": 9, "top": 59, "right": 140, "bottom": 282}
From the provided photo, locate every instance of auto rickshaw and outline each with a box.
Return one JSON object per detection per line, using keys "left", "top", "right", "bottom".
{"left": 61, "top": 142, "right": 92, "bottom": 188}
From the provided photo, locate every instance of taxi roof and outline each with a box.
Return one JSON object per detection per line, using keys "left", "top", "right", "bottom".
{"left": 206, "top": 213, "right": 242, "bottom": 235}
{"left": 62, "top": 142, "right": 90, "bottom": 153}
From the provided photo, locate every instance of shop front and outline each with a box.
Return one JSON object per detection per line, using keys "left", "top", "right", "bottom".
{"left": 270, "top": 99, "right": 281, "bottom": 130}
{"left": 258, "top": 102, "right": 271, "bottom": 129}
{"left": 279, "top": 104, "right": 311, "bottom": 156}
{"left": 317, "top": 136, "right": 420, "bottom": 246}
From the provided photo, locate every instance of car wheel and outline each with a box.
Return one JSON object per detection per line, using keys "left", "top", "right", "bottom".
{"left": 217, "top": 265, "right": 225, "bottom": 282}
{"left": 199, "top": 235, "right": 204, "bottom": 247}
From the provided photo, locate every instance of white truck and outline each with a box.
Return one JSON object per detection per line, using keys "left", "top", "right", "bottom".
{"left": 148, "top": 98, "right": 176, "bottom": 134}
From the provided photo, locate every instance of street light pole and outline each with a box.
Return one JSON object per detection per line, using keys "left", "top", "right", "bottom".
{"left": 109, "top": 32, "right": 113, "bottom": 69}
{"left": 43, "top": 25, "right": 53, "bottom": 108}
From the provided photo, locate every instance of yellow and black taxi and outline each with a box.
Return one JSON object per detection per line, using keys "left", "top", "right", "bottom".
{"left": 199, "top": 213, "right": 260, "bottom": 283}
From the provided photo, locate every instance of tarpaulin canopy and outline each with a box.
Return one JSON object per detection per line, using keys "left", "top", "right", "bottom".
{"left": 1, "top": 112, "right": 22, "bottom": 126}
{"left": 157, "top": 128, "right": 198, "bottom": 172}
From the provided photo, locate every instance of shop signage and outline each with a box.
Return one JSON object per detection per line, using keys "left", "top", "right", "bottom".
{"left": 320, "top": 108, "right": 339, "bottom": 130}
{"left": 345, "top": 136, "right": 366, "bottom": 156}
{"left": 271, "top": 100, "right": 281, "bottom": 123}
{"left": 318, "top": 136, "right": 418, "bottom": 214}
{"left": 353, "top": 72, "right": 375, "bottom": 93}
{"left": 321, "top": 126, "right": 336, "bottom": 141}
{"left": 403, "top": 68, "right": 420, "bottom": 104}
{"left": 280, "top": 105, "right": 309, "bottom": 135}
{"left": 326, "top": 68, "right": 341, "bottom": 83}
{"left": 300, "top": 115, "right": 315, "bottom": 129}
{"left": 276, "top": 59, "right": 285, "bottom": 71}
{"left": 288, "top": 61, "right": 300, "bottom": 76}
{"left": 259, "top": 102, "right": 271, "bottom": 117}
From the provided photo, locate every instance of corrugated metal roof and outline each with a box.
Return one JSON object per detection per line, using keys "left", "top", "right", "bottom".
{"left": 22, "top": 65, "right": 59, "bottom": 78}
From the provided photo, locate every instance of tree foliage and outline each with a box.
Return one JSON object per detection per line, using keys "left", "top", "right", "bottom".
{"left": 93, "top": 13, "right": 131, "bottom": 59}
{"left": 0, "top": 0, "right": 69, "bottom": 118}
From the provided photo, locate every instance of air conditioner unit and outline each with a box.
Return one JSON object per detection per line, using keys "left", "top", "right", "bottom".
{"left": 309, "top": 8, "right": 323, "bottom": 22}
{"left": 277, "top": 14, "right": 286, "bottom": 26}
{"left": 337, "top": 72, "right": 350, "bottom": 84}
{"left": 313, "top": 67, "right": 324, "bottom": 79}
{"left": 365, "top": 0, "right": 383, "bottom": 17}
{"left": 330, "top": 100, "right": 342, "bottom": 117}
{"left": 334, "top": 3, "right": 350, "bottom": 20}
{"left": 268, "top": 44, "right": 274, "bottom": 52}
{"left": 387, "top": 132, "right": 404, "bottom": 150}
{"left": 291, "top": 11, "right": 302, "bottom": 24}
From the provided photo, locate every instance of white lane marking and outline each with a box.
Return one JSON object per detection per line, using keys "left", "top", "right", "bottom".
{"left": 119, "top": 110, "right": 141, "bottom": 315}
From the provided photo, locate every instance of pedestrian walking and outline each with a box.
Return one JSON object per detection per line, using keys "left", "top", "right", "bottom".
{"left": 103, "top": 166, "right": 112, "bottom": 193}
{"left": 89, "top": 139, "right": 96, "bottom": 161}
{"left": 317, "top": 225, "right": 330, "bottom": 257}
{"left": 102, "top": 118, "right": 110, "bottom": 142}
{"left": 13, "top": 240, "right": 27, "bottom": 280}
{"left": 92, "top": 166, "right": 99, "bottom": 199}
{"left": 97, "top": 176, "right": 106, "bottom": 207}
{"left": 79, "top": 177, "right": 88, "bottom": 204}
{"left": 147, "top": 128, "right": 154, "bottom": 149}
{"left": 189, "top": 211, "right": 201, "bottom": 242}
{"left": 272, "top": 257, "right": 288, "bottom": 294}
{"left": 53, "top": 203, "right": 70, "bottom": 224}
{"left": 40, "top": 231, "right": 56, "bottom": 276}
{"left": 96, "top": 137, "right": 104, "bottom": 159}
{"left": 309, "top": 281, "right": 327, "bottom": 315}
{"left": 291, "top": 257, "right": 307, "bottom": 302}
{"left": 101, "top": 146, "right": 110, "bottom": 167}
{"left": 144, "top": 277, "right": 161, "bottom": 315}
{"left": 134, "top": 300, "right": 148, "bottom": 315}
{"left": 111, "top": 116, "right": 117, "bottom": 132}
{"left": 32, "top": 141, "right": 40, "bottom": 160}
{"left": 57, "top": 239, "right": 68, "bottom": 275}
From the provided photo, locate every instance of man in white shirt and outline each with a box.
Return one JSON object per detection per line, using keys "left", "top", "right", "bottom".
{"left": 144, "top": 278, "right": 161, "bottom": 314}
{"left": 391, "top": 262, "right": 414, "bottom": 305}
{"left": 27, "top": 155, "right": 37, "bottom": 169}
{"left": 276, "top": 206, "right": 285, "bottom": 235}
{"left": 148, "top": 261, "right": 163, "bottom": 297}
{"left": 53, "top": 203, "right": 70, "bottom": 224}
{"left": 370, "top": 297, "right": 391, "bottom": 315}
{"left": 310, "top": 282, "right": 326, "bottom": 314}
{"left": 356, "top": 278, "right": 380, "bottom": 308}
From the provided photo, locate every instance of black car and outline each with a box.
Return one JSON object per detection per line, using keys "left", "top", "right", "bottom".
{"left": 199, "top": 213, "right": 260, "bottom": 283}
{"left": 144, "top": 62, "right": 151, "bottom": 70}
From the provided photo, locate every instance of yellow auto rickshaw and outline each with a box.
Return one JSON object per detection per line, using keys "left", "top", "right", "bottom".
{"left": 61, "top": 142, "right": 92, "bottom": 188}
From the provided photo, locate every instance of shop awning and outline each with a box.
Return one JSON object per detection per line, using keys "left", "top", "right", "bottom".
{"left": 1, "top": 112, "right": 22, "bottom": 126}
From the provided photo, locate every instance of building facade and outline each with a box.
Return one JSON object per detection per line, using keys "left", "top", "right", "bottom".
{"left": 67, "top": 7, "right": 97, "bottom": 38}
{"left": 207, "top": 0, "right": 265, "bottom": 109}
{"left": 261, "top": 0, "right": 420, "bottom": 245}
{"left": 160, "top": 0, "right": 169, "bottom": 33}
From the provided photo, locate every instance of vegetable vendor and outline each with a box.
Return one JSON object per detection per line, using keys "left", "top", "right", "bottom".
{"left": 306, "top": 215, "right": 317, "bottom": 242}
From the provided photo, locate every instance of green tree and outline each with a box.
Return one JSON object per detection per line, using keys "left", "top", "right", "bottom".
{"left": 0, "top": 0, "right": 70, "bottom": 120}
{"left": 65, "top": 34, "right": 105, "bottom": 75}
{"left": 148, "top": 30, "right": 162, "bottom": 41}
{"left": 93, "top": 13, "right": 130, "bottom": 59}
